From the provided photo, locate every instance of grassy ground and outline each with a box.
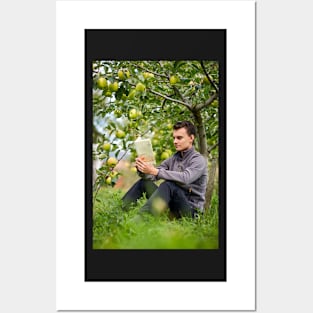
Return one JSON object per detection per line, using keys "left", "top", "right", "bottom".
{"left": 93, "top": 186, "right": 219, "bottom": 249}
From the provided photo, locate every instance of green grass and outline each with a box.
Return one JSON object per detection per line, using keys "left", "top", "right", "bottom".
{"left": 93, "top": 187, "right": 219, "bottom": 249}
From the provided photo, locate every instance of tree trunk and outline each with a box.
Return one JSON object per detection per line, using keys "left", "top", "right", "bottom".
{"left": 193, "top": 110, "right": 217, "bottom": 211}
{"left": 193, "top": 110, "right": 208, "bottom": 158}
{"left": 204, "top": 157, "right": 218, "bottom": 213}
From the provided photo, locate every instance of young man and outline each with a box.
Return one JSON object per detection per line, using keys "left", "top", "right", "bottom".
{"left": 122, "top": 121, "right": 208, "bottom": 218}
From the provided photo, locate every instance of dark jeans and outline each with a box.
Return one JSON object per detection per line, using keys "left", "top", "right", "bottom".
{"left": 122, "top": 179, "right": 196, "bottom": 218}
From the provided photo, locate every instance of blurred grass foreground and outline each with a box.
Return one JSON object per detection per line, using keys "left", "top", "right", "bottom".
{"left": 93, "top": 179, "right": 219, "bottom": 249}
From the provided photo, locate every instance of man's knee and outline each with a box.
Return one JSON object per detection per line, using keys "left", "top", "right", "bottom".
{"left": 159, "top": 181, "right": 186, "bottom": 197}
{"left": 158, "top": 181, "right": 176, "bottom": 190}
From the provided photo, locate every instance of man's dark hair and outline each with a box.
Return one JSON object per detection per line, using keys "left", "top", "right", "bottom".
{"left": 173, "top": 121, "right": 196, "bottom": 137}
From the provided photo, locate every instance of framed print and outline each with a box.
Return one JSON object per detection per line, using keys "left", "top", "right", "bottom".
{"left": 57, "top": 0, "right": 255, "bottom": 310}
{"left": 85, "top": 29, "right": 226, "bottom": 281}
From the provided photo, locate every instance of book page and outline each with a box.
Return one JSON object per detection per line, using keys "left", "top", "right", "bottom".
{"left": 134, "top": 138, "right": 156, "bottom": 165}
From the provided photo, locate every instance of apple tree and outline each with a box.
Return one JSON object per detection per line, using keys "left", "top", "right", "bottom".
{"left": 92, "top": 60, "right": 219, "bottom": 213}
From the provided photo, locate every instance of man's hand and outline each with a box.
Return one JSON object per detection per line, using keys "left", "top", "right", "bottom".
{"left": 135, "top": 158, "right": 159, "bottom": 176}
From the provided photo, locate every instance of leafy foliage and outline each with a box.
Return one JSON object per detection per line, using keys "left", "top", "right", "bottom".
{"left": 93, "top": 187, "right": 219, "bottom": 249}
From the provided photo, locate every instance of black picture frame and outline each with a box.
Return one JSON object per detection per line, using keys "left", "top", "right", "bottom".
{"left": 85, "top": 29, "right": 226, "bottom": 281}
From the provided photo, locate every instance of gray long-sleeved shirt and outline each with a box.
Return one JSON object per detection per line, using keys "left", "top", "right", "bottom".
{"left": 142, "top": 146, "right": 208, "bottom": 211}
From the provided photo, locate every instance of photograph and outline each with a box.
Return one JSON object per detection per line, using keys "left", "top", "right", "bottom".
{"left": 92, "top": 60, "right": 220, "bottom": 250}
{"left": 57, "top": 1, "right": 255, "bottom": 308}
{"left": 84, "top": 30, "right": 226, "bottom": 281}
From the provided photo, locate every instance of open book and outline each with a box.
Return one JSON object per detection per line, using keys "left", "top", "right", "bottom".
{"left": 134, "top": 137, "right": 156, "bottom": 165}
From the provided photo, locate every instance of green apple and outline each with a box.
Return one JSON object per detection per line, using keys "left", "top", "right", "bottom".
{"left": 107, "top": 157, "right": 118, "bottom": 167}
{"left": 109, "top": 81, "right": 119, "bottom": 92}
{"left": 161, "top": 151, "right": 170, "bottom": 160}
{"left": 97, "top": 77, "right": 107, "bottom": 89}
{"left": 110, "top": 170, "right": 118, "bottom": 178}
{"left": 118, "top": 70, "right": 125, "bottom": 80}
{"left": 135, "top": 82, "right": 146, "bottom": 92}
{"left": 105, "top": 176, "right": 112, "bottom": 185}
{"left": 129, "top": 108, "right": 138, "bottom": 119}
{"left": 116, "top": 130, "right": 126, "bottom": 139}
{"left": 143, "top": 72, "right": 154, "bottom": 79}
{"left": 102, "top": 142, "right": 111, "bottom": 152}
{"left": 169, "top": 75, "right": 178, "bottom": 85}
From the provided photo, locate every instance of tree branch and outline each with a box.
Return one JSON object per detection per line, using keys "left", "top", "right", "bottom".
{"left": 129, "top": 82, "right": 192, "bottom": 109}
{"left": 195, "top": 92, "right": 218, "bottom": 111}
{"left": 173, "top": 85, "right": 191, "bottom": 107}
{"left": 200, "top": 60, "right": 219, "bottom": 93}
{"left": 163, "top": 69, "right": 192, "bottom": 109}
{"left": 148, "top": 87, "right": 192, "bottom": 110}
{"left": 133, "top": 63, "right": 192, "bottom": 109}
{"left": 134, "top": 64, "right": 168, "bottom": 79}
{"left": 207, "top": 142, "right": 218, "bottom": 155}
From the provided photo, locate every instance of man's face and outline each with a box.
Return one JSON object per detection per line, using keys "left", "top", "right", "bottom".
{"left": 173, "top": 127, "right": 194, "bottom": 152}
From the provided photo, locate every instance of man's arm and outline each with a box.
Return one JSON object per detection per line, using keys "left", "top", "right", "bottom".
{"left": 136, "top": 154, "right": 207, "bottom": 185}
{"left": 135, "top": 158, "right": 160, "bottom": 176}
{"left": 157, "top": 155, "right": 207, "bottom": 185}
{"left": 135, "top": 157, "right": 170, "bottom": 178}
